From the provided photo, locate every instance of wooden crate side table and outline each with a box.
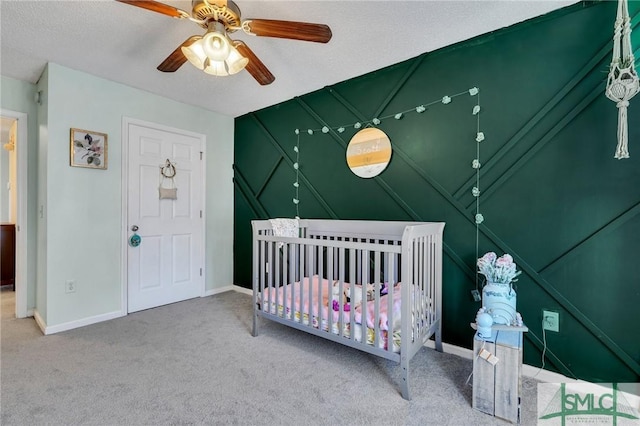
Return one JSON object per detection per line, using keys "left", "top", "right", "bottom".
{"left": 472, "top": 325, "right": 527, "bottom": 424}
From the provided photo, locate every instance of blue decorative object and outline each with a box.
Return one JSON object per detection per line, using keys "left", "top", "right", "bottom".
{"left": 129, "top": 233, "right": 141, "bottom": 247}
{"left": 482, "top": 282, "right": 517, "bottom": 325}
{"left": 476, "top": 311, "right": 494, "bottom": 340}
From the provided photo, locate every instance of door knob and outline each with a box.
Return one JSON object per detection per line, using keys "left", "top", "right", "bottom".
{"left": 129, "top": 225, "right": 141, "bottom": 247}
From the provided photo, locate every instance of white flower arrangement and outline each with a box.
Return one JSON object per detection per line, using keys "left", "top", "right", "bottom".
{"left": 477, "top": 252, "right": 521, "bottom": 285}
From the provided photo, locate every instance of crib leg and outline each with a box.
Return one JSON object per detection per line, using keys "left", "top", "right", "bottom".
{"left": 252, "top": 309, "right": 259, "bottom": 337}
{"left": 434, "top": 320, "right": 443, "bottom": 352}
{"left": 400, "top": 354, "right": 411, "bottom": 400}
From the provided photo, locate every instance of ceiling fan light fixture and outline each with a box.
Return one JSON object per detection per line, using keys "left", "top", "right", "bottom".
{"left": 181, "top": 37, "right": 207, "bottom": 70}
{"left": 202, "top": 38, "right": 248, "bottom": 76}
{"left": 225, "top": 42, "right": 249, "bottom": 75}
{"left": 118, "top": 0, "right": 332, "bottom": 84}
{"left": 202, "top": 31, "right": 231, "bottom": 61}
{"left": 203, "top": 58, "right": 230, "bottom": 77}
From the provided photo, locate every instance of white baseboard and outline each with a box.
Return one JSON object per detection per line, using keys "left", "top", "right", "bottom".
{"left": 232, "top": 285, "right": 252, "bottom": 296}
{"left": 35, "top": 310, "right": 125, "bottom": 335}
{"left": 33, "top": 310, "right": 46, "bottom": 335}
{"left": 203, "top": 285, "right": 236, "bottom": 297}
{"left": 425, "top": 340, "right": 474, "bottom": 360}
{"left": 424, "top": 339, "right": 578, "bottom": 384}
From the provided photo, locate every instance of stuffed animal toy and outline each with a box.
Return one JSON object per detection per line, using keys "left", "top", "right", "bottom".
{"left": 330, "top": 282, "right": 344, "bottom": 304}
{"left": 331, "top": 282, "right": 347, "bottom": 311}
{"left": 331, "top": 282, "right": 378, "bottom": 312}
{"left": 343, "top": 283, "right": 375, "bottom": 308}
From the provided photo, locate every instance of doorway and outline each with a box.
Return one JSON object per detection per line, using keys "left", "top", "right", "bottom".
{"left": 122, "top": 118, "right": 205, "bottom": 313}
{"left": 0, "top": 110, "right": 28, "bottom": 319}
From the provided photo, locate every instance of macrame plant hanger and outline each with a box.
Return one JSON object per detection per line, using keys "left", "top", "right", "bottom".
{"left": 606, "top": 0, "right": 639, "bottom": 159}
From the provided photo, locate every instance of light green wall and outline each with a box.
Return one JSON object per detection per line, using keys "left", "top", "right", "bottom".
{"left": 39, "top": 63, "right": 234, "bottom": 327}
{"left": 0, "top": 75, "right": 38, "bottom": 311}
{"left": 36, "top": 67, "right": 49, "bottom": 321}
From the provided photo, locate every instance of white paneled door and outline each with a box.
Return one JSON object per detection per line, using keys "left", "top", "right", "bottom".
{"left": 126, "top": 121, "right": 204, "bottom": 313}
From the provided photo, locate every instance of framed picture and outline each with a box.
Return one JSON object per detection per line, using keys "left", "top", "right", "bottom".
{"left": 70, "top": 128, "right": 108, "bottom": 169}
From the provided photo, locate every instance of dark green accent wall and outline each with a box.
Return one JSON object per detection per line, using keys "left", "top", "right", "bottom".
{"left": 234, "top": 1, "right": 640, "bottom": 383}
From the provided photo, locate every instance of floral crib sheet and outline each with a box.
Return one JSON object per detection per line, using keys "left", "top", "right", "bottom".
{"left": 257, "top": 275, "right": 406, "bottom": 352}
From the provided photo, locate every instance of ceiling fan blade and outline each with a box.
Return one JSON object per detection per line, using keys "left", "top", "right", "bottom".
{"left": 157, "top": 36, "right": 199, "bottom": 72}
{"left": 243, "top": 19, "right": 332, "bottom": 43}
{"left": 233, "top": 41, "right": 275, "bottom": 85}
{"left": 115, "top": 0, "right": 186, "bottom": 19}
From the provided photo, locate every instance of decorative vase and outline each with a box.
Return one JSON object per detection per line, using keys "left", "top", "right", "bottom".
{"left": 482, "top": 282, "right": 517, "bottom": 325}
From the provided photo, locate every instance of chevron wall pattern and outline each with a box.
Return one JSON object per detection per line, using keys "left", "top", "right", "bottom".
{"left": 234, "top": 1, "right": 640, "bottom": 382}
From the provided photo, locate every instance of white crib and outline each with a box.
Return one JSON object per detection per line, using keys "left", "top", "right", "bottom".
{"left": 251, "top": 219, "right": 445, "bottom": 400}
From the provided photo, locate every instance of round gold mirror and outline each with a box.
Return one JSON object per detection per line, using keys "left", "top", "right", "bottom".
{"left": 346, "top": 128, "right": 392, "bottom": 178}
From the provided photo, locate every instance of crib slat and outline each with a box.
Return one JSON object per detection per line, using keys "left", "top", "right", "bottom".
{"left": 284, "top": 244, "right": 291, "bottom": 319}
{"left": 387, "top": 253, "right": 395, "bottom": 354}
{"left": 431, "top": 234, "right": 437, "bottom": 326}
{"left": 317, "top": 245, "right": 324, "bottom": 332}
{"left": 281, "top": 243, "right": 287, "bottom": 319}
{"left": 426, "top": 236, "right": 432, "bottom": 327}
{"left": 349, "top": 249, "right": 356, "bottom": 341}
{"left": 373, "top": 250, "right": 381, "bottom": 349}
{"left": 360, "top": 247, "right": 368, "bottom": 346}
{"left": 327, "top": 246, "right": 334, "bottom": 334}
{"left": 274, "top": 241, "right": 280, "bottom": 316}
{"left": 260, "top": 240, "right": 267, "bottom": 311}
{"left": 307, "top": 243, "right": 313, "bottom": 328}
{"left": 298, "top": 243, "right": 303, "bottom": 324}
{"left": 338, "top": 247, "right": 345, "bottom": 337}
{"left": 416, "top": 237, "right": 422, "bottom": 339}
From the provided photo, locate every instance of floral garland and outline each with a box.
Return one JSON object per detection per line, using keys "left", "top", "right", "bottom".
{"left": 293, "top": 87, "right": 483, "bottom": 288}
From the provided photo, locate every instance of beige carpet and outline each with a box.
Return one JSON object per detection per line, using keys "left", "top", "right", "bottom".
{"left": 1, "top": 286, "right": 539, "bottom": 425}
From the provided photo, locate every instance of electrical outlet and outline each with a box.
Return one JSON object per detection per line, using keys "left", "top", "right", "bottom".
{"left": 65, "top": 280, "right": 76, "bottom": 294}
{"left": 542, "top": 310, "right": 559, "bottom": 332}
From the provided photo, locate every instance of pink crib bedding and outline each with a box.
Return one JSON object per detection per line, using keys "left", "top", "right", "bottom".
{"left": 258, "top": 275, "right": 403, "bottom": 351}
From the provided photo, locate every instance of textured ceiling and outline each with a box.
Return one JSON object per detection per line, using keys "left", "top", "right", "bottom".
{"left": 1, "top": 1, "right": 575, "bottom": 118}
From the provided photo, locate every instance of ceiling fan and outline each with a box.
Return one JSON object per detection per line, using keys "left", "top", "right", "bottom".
{"left": 116, "top": 0, "right": 332, "bottom": 85}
